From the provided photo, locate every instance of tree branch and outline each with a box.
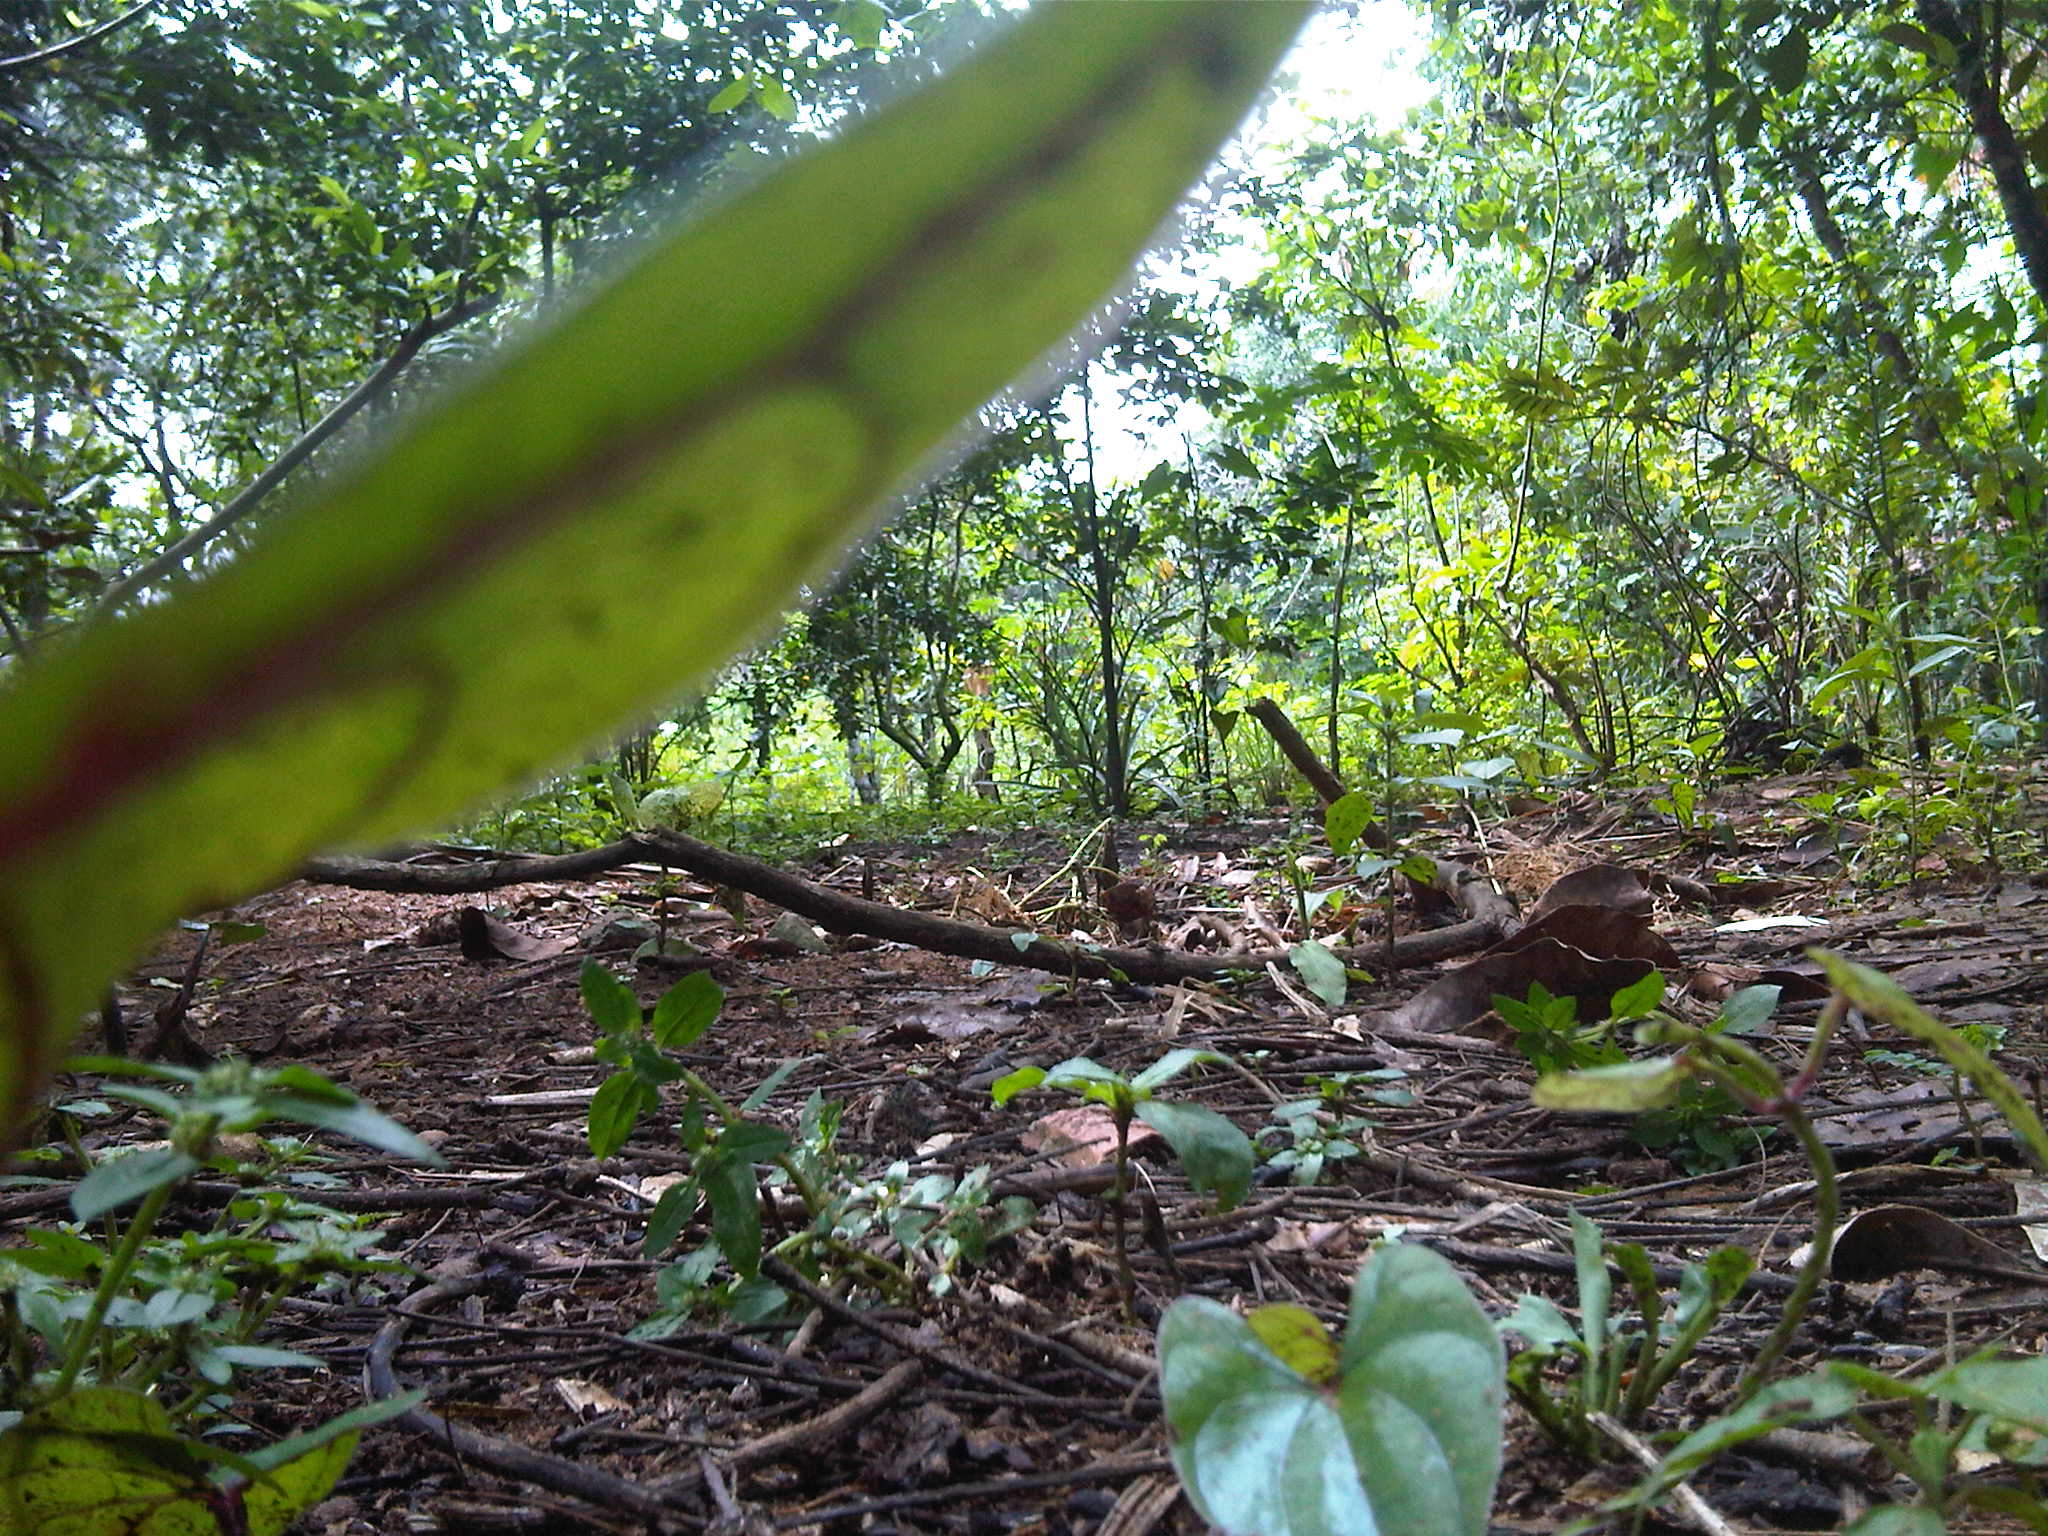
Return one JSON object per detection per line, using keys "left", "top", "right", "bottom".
{"left": 301, "top": 830, "right": 1503, "bottom": 984}
{"left": 1244, "top": 695, "right": 1521, "bottom": 934}
{"left": 91, "top": 293, "right": 498, "bottom": 616}
{"left": 0, "top": 0, "right": 163, "bottom": 75}
{"left": 1918, "top": 0, "right": 2048, "bottom": 318}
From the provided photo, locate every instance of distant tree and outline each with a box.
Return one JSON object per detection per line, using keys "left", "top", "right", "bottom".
{"left": 0, "top": 0, "right": 943, "bottom": 656}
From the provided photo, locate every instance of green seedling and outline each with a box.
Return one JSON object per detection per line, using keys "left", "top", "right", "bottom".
{"left": 1502, "top": 1211, "right": 1751, "bottom": 1459}
{"left": 1510, "top": 965, "right": 2046, "bottom": 1503}
{"left": 1535, "top": 983, "right": 1835, "bottom": 1400}
{"left": 1521, "top": 972, "right": 1777, "bottom": 1174}
{"left": 0, "top": 1058, "right": 433, "bottom": 1531}
{"left": 1496, "top": 981, "right": 1625, "bottom": 1076}
{"left": 581, "top": 963, "right": 1027, "bottom": 1324}
{"left": 1259, "top": 1068, "right": 1416, "bottom": 1187}
{"left": 1258, "top": 1102, "right": 1374, "bottom": 1188}
{"left": 1651, "top": 778, "right": 1699, "bottom": 831}
{"left": 1536, "top": 955, "right": 2048, "bottom": 1431}
{"left": 993, "top": 1050, "right": 1252, "bottom": 1307}
{"left": 1158, "top": 1242, "right": 1504, "bottom": 1536}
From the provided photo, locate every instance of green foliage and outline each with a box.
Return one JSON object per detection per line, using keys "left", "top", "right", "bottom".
{"left": 995, "top": 1048, "right": 1252, "bottom": 1313}
{"left": 1499, "top": 958, "right": 2048, "bottom": 1523}
{"left": 1513, "top": 978, "right": 1779, "bottom": 1172}
{"left": 0, "top": 1061, "right": 430, "bottom": 1529}
{"left": 1495, "top": 982, "right": 1623, "bottom": 1076}
{"left": 1503, "top": 1211, "right": 1751, "bottom": 1458}
{"left": 14, "top": 0, "right": 2048, "bottom": 865}
{"left": 1627, "top": 1078, "right": 1762, "bottom": 1175}
{"left": 0, "top": 2, "right": 1310, "bottom": 1134}
{"left": 1258, "top": 1069, "right": 1417, "bottom": 1188}
{"left": 1606, "top": 1354, "right": 2048, "bottom": 1531}
{"left": 1158, "top": 1242, "right": 1504, "bottom": 1536}
{"left": 1509, "top": 962, "right": 2048, "bottom": 1522}
{"left": 993, "top": 1050, "right": 1253, "bottom": 1213}
{"left": 1286, "top": 938, "right": 1349, "bottom": 1008}
{"left": 581, "top": 962, "right": 790, "bottom": 1285}
{"left": 1207, "top": 0, "right": 2048, "bottom": 797}
{"left": 1324, "top": 791, "right": 1378, "bottom": 856}
{"left": 1256, "top": 1111, "right": 1362, "bottom": 1187}
{"left": 0, "top": 1384, "right": 365, "bottom": 1536}
{"left": 580, "top": 964, "right": 1030, "bottom": 1327}
{"left": 1257, "top": 1077, "right": 1408, "bottom": 1186}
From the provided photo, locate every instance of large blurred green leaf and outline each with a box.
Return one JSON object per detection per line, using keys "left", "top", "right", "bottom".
{"left": 0, "top": 3, "right": 1308, "bottom": 1132}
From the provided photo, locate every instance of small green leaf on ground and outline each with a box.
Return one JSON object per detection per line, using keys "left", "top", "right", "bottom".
{"left": 1288, "top": 939, "right": 1348, "bottom": 1007}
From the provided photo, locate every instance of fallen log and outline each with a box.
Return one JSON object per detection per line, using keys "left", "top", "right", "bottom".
{"left": 303, "top": 829, "right": 1502, "bottom": 985}
{"left": 1247, "top": 697, "right": 1364, "bottom": 832}
{"left": 304, "top": 841, "right": 654, "bottom": 892}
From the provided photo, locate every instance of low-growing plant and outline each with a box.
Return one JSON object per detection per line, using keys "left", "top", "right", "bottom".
{"left": 1157, "top": 1240, "right": 1504, "bottom": 1536}
{"left": 1258, "top": 1101, "right": 1374, "bottom": 1187}
{"left": 1497, "top": 980, "right": 1627, "bottom": 1076}
{"left": 1304, "top": 1068, "right": 1415, "bottom": 1109}
{"left": 580, "top": 963, "right": 1030, "bottom": 1327}
{"left": 1324, "top": 784, "right": 1439, "bottom": 970}
{"left": 1531, "top": 954, "right": 2048, "bottom": 1528}
{"left": 1626, "top": 1075, "right": 1763, "bottom": 1174}
{"left": 1558, "top": 971, "right": 1782, "bottom": 1174}
{"left": 1652, "top": 777, "right": 1700, "bottom": 832}
{"left": 992, "top": 1049, "right": 1253, "bottom": 1307}
{"left": 1256, "top": 1072, "right": 1411, "bottom": 1188}
{"left": 0, "top": 1058, "right": 434, "bottom": 1533}
{"left": 1502, "top": 1211, "right": 1752, "bottom": 1459}
{"left": 1536, "top": 981, "right": 1841, "bottom": 1399}
{"left": 1606, "top": 1351, "right": 2048, "bottom": 1533}
{"left": 1148, "top": 959, "right": 2048, "bottom": 1536}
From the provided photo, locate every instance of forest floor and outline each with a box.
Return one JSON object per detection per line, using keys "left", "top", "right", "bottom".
{"left": 20, "top": 770, "right": 2048, "bottom": 1536}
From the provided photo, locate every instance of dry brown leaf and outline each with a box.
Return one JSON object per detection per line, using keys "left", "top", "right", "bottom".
{"left": 1022, "top": 1105, "right": 1158, "bottom": 1168}
{"left": 1831, "top": 1204, "right": 2044, "bottom": 1284}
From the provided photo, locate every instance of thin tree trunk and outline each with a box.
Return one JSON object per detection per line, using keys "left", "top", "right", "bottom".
{"left": 1072, "top": 376, "right": 1129, "bottom": 817}
{"left": 1917, "top": 0, "right": 2048, "bottom": 318}
{"left": 1328, "top": 494, "right": 1354, "bottom": 781}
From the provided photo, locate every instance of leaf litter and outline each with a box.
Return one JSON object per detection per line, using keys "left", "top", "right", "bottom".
{"left": 18, "top": 774, "right": 2048, "bottom": 1533}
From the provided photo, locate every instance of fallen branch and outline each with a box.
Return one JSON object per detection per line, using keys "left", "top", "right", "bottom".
{"left": 366, "top": 1271, "right": 684, "bottom": 1523}
{"left": 1245, "top": 695, "right": 1518, "bottom": 934}
{"left": 303, "top": 840, "right": 652, "bottom": 892}
{"left": 303, "top": 829, "right": 1503, "bottom": 983}
{"left": 1247, "top": 697, "right": 1361, "bottom": 827}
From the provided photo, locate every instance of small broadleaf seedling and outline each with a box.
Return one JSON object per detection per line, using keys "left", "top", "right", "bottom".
{"left": 994, "top": 1049, "right": 1252, "bottom": 1307}
{"left": 1158, "top": 1242, "right": 1505, "bottom": 1536}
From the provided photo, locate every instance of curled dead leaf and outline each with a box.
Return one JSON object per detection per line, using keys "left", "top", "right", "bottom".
{"left": 1830, "top": 1204, "right": 2044, "bottom": 1284}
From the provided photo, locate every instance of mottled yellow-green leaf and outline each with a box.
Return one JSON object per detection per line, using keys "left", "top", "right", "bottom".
{"left": 1532, "top": 1056, "right": 1691, "bottom": 1112}
{"left": 0, "top": 3, "right": 1308, "bottom": 1132}
{"left": 0, "top": 1385, "right": 353, "bottom": 1535}
{"left": 1247, "top": 1303, "right": 1339, "bottom": 1382}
